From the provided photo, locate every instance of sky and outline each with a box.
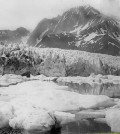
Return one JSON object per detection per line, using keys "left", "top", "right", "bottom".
{"left": 0, "top": 0, "right": 120, "bottom": 31}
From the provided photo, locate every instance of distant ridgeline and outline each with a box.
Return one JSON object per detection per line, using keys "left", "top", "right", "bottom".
{"left": 27, "top": 5, "right": 120, "bottom": 56}
{"left": 0, "top": 44, "right": 120, "bottom": 77}
{"left": 0, "top": 27, "right": 30, "bottom": 45}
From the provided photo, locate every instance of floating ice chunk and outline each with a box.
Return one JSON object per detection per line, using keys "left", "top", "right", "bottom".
{"left": 106, "top": 109, "right": 120, "bottom": 132}
{"left": 0, "top": 102, "right": 13, "bottom": 128}
{"left": 9, "top": 106, "right": 54, "bottom": 131}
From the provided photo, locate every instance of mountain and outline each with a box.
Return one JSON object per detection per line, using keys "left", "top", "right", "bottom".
{"left": 27, "top": 16, "right": 61, "bottom": 46}
{"left": 0, "top": 27, "right": 30, "bottom": 45}
{"left": 27, "top": 5, "right": 120, "bottom": 56}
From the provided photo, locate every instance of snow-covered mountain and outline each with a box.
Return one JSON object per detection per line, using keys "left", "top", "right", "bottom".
{"left": 27, "top": 5, "right": 120, "bottom": 56}
{"left": 0, "top": 27, "right": 30, "bottom": 45}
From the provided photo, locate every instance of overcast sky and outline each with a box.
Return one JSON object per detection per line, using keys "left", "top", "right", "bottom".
{"left": 0, "top": 0, "right": 120, "bottom": 30}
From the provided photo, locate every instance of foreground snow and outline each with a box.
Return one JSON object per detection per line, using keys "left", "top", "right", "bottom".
{"left": 0, "top": 74, "right": 120, "bottom": 132}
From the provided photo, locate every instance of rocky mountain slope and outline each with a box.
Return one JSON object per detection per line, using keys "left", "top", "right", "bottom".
{"left": 0, "top": 27, "right": 30, "bottom": 45}
{"left": 27, "top": 16, "right": 61, "bottom": 46}
{"left": 27, "top": 5, "right": 120, "bottom": 56}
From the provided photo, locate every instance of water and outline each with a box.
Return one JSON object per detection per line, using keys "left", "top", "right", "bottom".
{"left": 61, "top": 120, "right": 111, "bottom": 134}
{"left": 0, "top": 120, "right": 111, "bottom": 134}
{"left": 57, "top": 80, "right": 120, "bottom": 98}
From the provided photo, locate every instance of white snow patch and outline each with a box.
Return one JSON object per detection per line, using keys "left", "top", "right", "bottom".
{"left": 53, "top": 17, "right": 62, "bottom": 32}
{"left": 108, "top": 42, "right": 120, "bottom": 48}
{"left": 87, "top": 11, "right": 91, "bottom": 15}
{"left": 62, "top": 15, "right": 67, "bottom": 22}
{"left": 63, "top": 32, "right": 67, "bottom": 35}
{"left": 84, "top": 33, "right": 98, "bottom": 42}
{"left": 81, "top": 23, "right": 90, "bottom": 30}
{"left": 68, "top": 41, "right": 74, "bottom": 46}
{"left": 116, "top": 36, "right": 120, "bottom": 42}
{"left": 100, "top": 28, "right": 106, "bottom": 34}
{"left": 40, "top": 28, "right": 49, "bottom": 39}
{"left": 75, "top": 41, "right": 82, "bottom": 47}
{"left": 73, "top": 22, "right": 79, "bottom": 28}
{"left": 21, "top": 36, "right": 29, "bottom": 44}
{"left": 70, "top": 25, "right": 82, "bottom": 35}
{"left": 89, "top": 40, "right": 95, "bottom": 44}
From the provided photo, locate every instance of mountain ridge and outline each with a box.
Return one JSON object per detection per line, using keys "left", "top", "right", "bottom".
{"left": 0, "top": 27, "right": 30, "bottom": 45}
{"left": 27, "top": 5, "right": 120, "bottom": 56}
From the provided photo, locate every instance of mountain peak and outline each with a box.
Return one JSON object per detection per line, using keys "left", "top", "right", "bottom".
{"left": 27, "top": 5, "right": 120, "bottom": 56}
{"left": 67, "top": 5, "right": 100, "bottom": 17}
{"left": 15, "top": 27, "right": 30, "bottom": 34}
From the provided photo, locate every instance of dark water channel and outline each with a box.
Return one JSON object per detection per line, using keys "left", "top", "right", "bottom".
{"left": 0, "top": 120, "right": 111, "bottom": 134}
{"left": 61, "top": 120, "right": 111, "bottom": 134}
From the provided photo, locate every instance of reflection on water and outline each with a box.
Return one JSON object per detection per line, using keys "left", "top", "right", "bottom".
{"left": 0, "top": 120, "right": 111, "bottom": 134}
{"left": 61, "top": 120, "right": 111, "bottom": 134}
{"left": 57, "top": 81, "right": 120, "bottom": 98}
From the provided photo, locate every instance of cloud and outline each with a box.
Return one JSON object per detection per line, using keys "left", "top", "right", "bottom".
{"left": 99, "top": 0, "right": 120, "bottom": 18}
{"left": 0, "top": 0, "right": 119, "bottom": 30}
{"left": 85, "top": 0, "right": 120, "bottom": 18}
